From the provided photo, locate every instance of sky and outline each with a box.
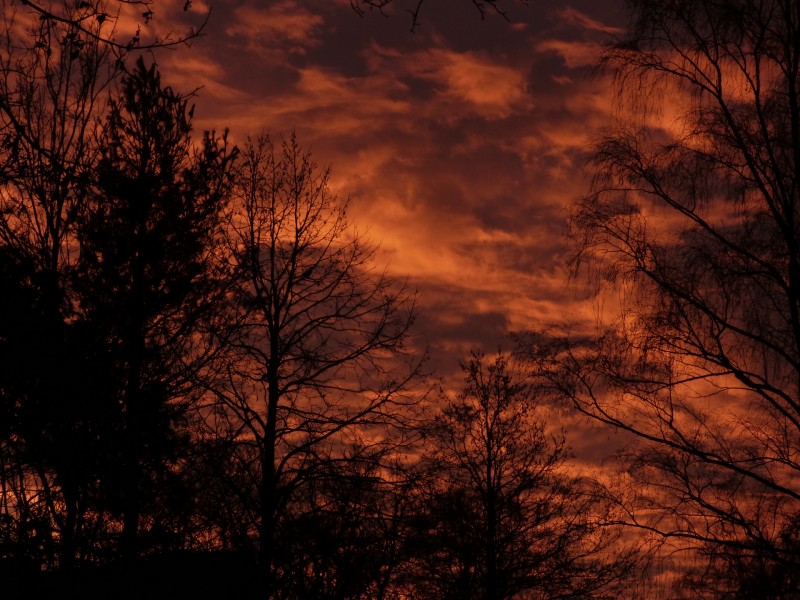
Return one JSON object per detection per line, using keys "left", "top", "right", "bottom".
{"left": 152, "top": 0, "right": 628, "bottom": 386}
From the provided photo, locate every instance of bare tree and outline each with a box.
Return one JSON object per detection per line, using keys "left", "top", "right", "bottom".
{"left": 403, "top": 351, "right": 633, "bottom": 600}
{"left": 207, "top": 134, "right": 420, "bottom": 595}
{"left": 271, "top": 449, "right": 414, "bottom": 599}
{"left": 0, "top": 0, "right": 116, "bottom": 289}
{"left": 538, "top": 0, "right": 800, "bottom": 594}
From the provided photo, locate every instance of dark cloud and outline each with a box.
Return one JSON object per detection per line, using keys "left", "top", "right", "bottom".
{"left": 159, "top": 0, "right": 625, "bottom": 378}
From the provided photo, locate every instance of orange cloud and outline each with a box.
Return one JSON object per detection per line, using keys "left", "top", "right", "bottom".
{"left": 422, "top": 48, "right": 529, "bottom": 117}
{"left": 154, "top": 0, "right": 624, "bottom": 378}
{"left": 558, "top": 7, "right": 623, "bottom": 35}
{"left": 418, "top": 48, "right": 528, "bottom": 118}
{"left": 160, "top": 53, "right": 251, "bottom": 102}
{"left": 362, "top": 43, "right": 531, "bottom": 120}
{"left": 535, "top": 39, "right": 605, "bottom": 69}
{"left": 225, "top": 2, "right": 325, "bottom": 55}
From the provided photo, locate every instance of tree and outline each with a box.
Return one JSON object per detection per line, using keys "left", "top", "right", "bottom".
{"left": 0, "top": 0, "right": 120, "bottom": 319}
{"left": 75, "top": 57, "right": 234, "bottom": 561}
{"left": 0, "top": 1, "right": 120, "bottom": 570}
{"left": 405, "top": 351, "right": 632, "bottom": 600}
{"left": 0, "top": 0, "right": 227, "bottom": 573}
{"left": 543, "top": 0, "right": 800, "bottom": 594}
{"left": 272, "top": 450, "right": 413, "bottom": 599}
{"left": 207, "top": 134, "right": 419, "bottom": 595}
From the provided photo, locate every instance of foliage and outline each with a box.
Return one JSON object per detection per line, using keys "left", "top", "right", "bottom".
{"left": 75, "top": 56, "right": 234, "bottom": 558}
{"left": 0, "top": 2, "right": 119, "bottom": 568}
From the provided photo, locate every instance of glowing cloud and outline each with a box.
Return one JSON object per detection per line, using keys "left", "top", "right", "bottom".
{"left": 558, "top": 7, "right": 623, "bottom": 34}
{"left": 420, "top": 48, "right": 530, "bottom": 117}
{"left": 535, "top": 39, "right": 606, "bottom": 69}
{"left": 364, "top": 44, "right": 531, "bottom": 119}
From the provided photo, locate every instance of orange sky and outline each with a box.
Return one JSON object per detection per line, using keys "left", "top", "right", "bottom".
{"left": 152, "top": 0, "right": 626, "bottom": 386}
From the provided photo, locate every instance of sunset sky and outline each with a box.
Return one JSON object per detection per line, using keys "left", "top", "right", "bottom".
{"left": 154, "top": 0, "right": 627, "bottom": 384}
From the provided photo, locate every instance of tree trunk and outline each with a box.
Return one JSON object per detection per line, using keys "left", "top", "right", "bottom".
{"left": 259, "top": 363, "right": 280, "bottom": 595}
{"left": 60, "top": 483, "right": 77, "bottom": 570}
{"left": 486, "top": 455, "right": 498, "bottom": 600}
{"left": 120, "top": 340, "right": 143, "bottom": 564}
{"left": 120, "top": 398, "right": 141, "bottom": 563}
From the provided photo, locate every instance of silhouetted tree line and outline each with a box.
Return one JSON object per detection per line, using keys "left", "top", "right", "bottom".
{"left": 10, "top": 0, "right": 800, "bottom": 598}
{"left": 0, "top": 3, "right": 635, "bottom": 599}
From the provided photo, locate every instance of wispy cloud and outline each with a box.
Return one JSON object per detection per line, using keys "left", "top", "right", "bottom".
{"left": 160, "top": 52, "right": 252, "bottom": 102}
{"left": 535, "top": 39, "right": 606, "bottom": 69}
{"left": 366, "top": 44, "right": 532, "bottom": 119}
{"left": 159, "top": 0, "right": 622, "bottom": 375}
{"left": 411, "top": 48, "right": 530, "bottom": 118}
{"left": 225, "top": 1, "right": 325, "bottom": 56}
{"left": 558, "top": 7, "right": 623, "bottom": 35}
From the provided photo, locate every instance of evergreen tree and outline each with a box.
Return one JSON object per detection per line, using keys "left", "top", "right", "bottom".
{"left": 75, "top": 57, "right": 234, "bottom": 560}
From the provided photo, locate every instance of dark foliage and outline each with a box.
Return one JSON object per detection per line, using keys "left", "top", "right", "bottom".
{"left": 74, "top": 56, "right": 234, "bottom": 559}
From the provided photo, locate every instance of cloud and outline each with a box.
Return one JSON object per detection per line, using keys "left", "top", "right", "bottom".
{"left": 225, "top": 2, "right": 325, "bottom": 55}
{"left": 158, "top": 0, "right": 624, "bottom": 384}
{"left": 534, "top": 39, "right": 606, "bottom": 69}
{"left": 110, "top": 0, "right": 208, "bottom": 47}
{"left": 140, "top": 0, "right": 640, "bottom": 483}
{"left": 367, "top": 45, "right": 532, "bottom": 119}
{"left": 160, "top": 52, "right": 252, "bottom": 102}
{"left": 262, "top": 65, "right": 412, "bottom": 137}
{"left": 557, "top": 7, "right": 623, "bottom": 35}
{"left": 419, "top": 48, "right": 529, "bottom": 117}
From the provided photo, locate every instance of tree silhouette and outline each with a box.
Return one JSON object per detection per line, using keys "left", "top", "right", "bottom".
{"left": 405, "top": 351, "right": 633, "bottom": 600}
{"left": 542, "top": 0, "right": 800, "bottom": 593}
{"left": 271, "top": 450, "right": 413, "bottom": 599}
{"left": 75, "top": 57, "right": 234, "bottom": 561}
{"left": 206, "top": 134, "right": 419, "bottom": 595}
{"left": 0, "top": 4, "right": 119, "bottom": 569}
